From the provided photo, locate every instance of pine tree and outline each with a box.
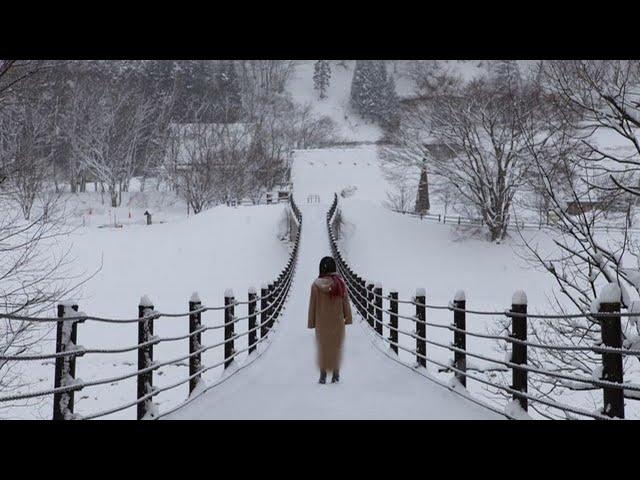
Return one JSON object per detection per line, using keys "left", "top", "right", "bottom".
{"left": 350, "top": 60, "right": 398, "bottom": 127}
{"left": 368, "top": 61, "right": 387, "bottom": 120}
{"left": 350, "top": 60, "right": 372, "bottom": 118}
{"left": 381, "top": 75, "right": 400, "bottom": 130}
{"left": 414, "top": 163, "right": 430, "bottom": 214}
{"left": 313, "top": 60, "right": 331, "bottom": 99}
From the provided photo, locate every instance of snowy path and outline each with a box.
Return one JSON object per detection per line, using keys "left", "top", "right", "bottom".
{"left": 167, "top": 201, "right": 501, "bottom": 419}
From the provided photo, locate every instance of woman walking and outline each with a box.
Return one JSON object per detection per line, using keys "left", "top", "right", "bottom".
{"left": 308, "top": 256, "right": 352, "bottom": 384}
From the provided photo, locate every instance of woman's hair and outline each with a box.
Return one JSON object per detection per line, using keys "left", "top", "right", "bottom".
{"left": 319, "top": 256, "right": 337, "bottom": 276}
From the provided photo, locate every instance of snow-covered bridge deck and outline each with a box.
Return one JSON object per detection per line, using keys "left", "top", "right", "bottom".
{"left": 167, "top": 203, "right": 500, "bottom": 419}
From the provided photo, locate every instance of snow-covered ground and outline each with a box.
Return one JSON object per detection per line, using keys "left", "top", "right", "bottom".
{"left": 9, "top": 190, "right": 292, "bottom": 419}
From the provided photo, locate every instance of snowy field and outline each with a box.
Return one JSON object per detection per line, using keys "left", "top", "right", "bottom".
{"left": 10, "top": 188, "right": 291, "bottom": 419}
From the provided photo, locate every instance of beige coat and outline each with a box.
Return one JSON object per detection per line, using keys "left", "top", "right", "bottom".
{"left": 307, "top": 277, "right": 353, "bottom": 371}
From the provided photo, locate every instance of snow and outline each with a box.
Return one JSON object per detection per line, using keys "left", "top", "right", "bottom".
{"left": 598, "top": 283, "right": 622, "bottom": 305}
{"left": 505, "top": 399, "right": 532, "bottom": 420}
{"left": 139, "top": 295, "right": 154, "bottom": 308}
{"left": 512, "top": 290, "right": 528, "bottom": 306}
{"left": 189, "top": 291, "right": 201, "bottom": 303}
{"left": 454, "top": 290, "right": 466, "bottom": 302}
{"left": 224, "top": 289, "right": 234, "bottom": 299}
{"left": 415, "top": 287, "right": 426, "bottom": 297}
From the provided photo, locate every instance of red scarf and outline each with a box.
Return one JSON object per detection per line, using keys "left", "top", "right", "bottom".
{"left": 320, "top": 273, "right": 347, "bottom": 298}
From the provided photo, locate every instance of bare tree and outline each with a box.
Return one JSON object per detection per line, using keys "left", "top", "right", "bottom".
{"left": 380, "top": 161, "right": 417, "bottom": 213}
{"left": 166, "top": 122, "right": 252, "bottom": 213}
{"left": 69, "top": 75, "right": 157, "bottom": 207}
{"left": 493, "top": 62, "right": 640, "bottom": 417}
{"left": 385, "top": 74, "right": 545, "bottom": 240}
{"left": 1, "top": 95, "right": 55, "bottom": 219}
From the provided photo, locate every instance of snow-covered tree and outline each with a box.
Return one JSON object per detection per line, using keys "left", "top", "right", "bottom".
{"left": 350, "top": 60, "right": 370, "bottom": 117}
{"left": 350, "top": 60, "right": 398, "bottom": 128}
{"left": 380, "top": 74, "right": 400, "bottom": 129}
{"left": 313, "top": 60, "right": 331, "bottom": 99}
{"left": 69, "top": 73, "right": 158, "bottom": 207}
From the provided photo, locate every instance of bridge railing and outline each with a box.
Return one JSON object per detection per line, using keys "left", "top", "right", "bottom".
{"left": 328, "top": 193, "right": 640, "bottom": 419}
{"left": 0, "top": 196, "right": 302, "bottom": 420}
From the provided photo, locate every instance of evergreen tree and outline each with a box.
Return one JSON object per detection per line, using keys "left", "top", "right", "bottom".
{"left": 350, "top": 60, "right": 398, "bottom": 127}
{"left": 313, "top": 60, "right": 331, "bottom": 99}
{"left": 381, "top": 75, "right": 400, "bottom": 130}
{"left": 414, "top": 163, "right": 430, "bottom": 214}
{"left": 350, "top": 60, "right": 373, "bottom": 118}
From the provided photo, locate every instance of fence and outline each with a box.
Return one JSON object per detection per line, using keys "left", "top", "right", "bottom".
{"left": 0, "top": 196, "right": 302, "bottom": 420}
{"left": 392, "top": 209, "right": 639, "bottom": 234}
{"left": 329, "top": 194, "right": 639, "bottom": 419}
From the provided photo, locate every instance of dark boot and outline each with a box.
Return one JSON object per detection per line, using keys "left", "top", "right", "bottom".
{"left": 331, "top": 370, "right": 340, "bottom": 383}
{"left": 319, "top": 370, "right": 327, "bottom": 384}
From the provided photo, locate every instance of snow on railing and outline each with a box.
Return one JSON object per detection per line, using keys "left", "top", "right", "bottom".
{"left": 327, "top": 193, "right": 637, "bottom": 420}
{"left": 2, "top": 196, "right": 303, "bottom": 421}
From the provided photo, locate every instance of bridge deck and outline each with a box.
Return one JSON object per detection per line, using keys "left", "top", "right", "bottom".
{"left": 167, "top": 201, "right": 501, "bottom": 420}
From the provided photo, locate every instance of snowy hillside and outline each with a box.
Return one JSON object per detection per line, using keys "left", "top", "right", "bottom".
{"left": 287, "top": 61, "right": 383, "bottom": 143}
{"left": 286, "top": 60, "right": 540, "bottom": 144}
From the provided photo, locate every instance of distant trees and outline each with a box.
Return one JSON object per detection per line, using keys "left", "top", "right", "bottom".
{"left": 383, "top": 64, "right": 546, "bottom": 241}
{"left": 166, "top": 123, "right": 248, "bottom": 213}
{"left": 212, "top": 61, "right": 243, "bottom": 123}
{"left": 0, "top": 59, "right": 335, "bottom": 213}
{"left": 68, "top": 73, "right": 160, "bottom": 207}
{"left": 489, "top": 60, "right": 522, "bottom": 92}
{"left": 313, "top": 61, "right": 331, "bottom": 99}
{"left": 350, "top": 60, "right": 399, "bottom": 129}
